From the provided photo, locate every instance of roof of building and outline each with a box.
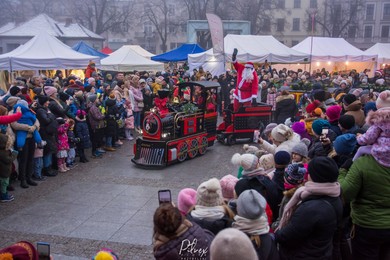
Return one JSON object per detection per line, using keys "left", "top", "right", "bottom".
{"left": 0, "top": 14, "right": 104, "bottom": 40}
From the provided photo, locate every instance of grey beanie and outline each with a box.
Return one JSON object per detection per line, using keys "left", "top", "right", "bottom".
{"left": 291, "top": 142, "right": 308, "bottom": 158}
{"left": 88, "top": 94, "right": 97, "bottom": 103}
{"left": 237, "top": 189, "right": 266, "bottom": 219}
{"left": 263, "top": 123, "right": 277, "bottom": 136}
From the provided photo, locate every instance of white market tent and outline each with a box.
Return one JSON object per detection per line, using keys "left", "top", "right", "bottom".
{"left": 0, "top": 32, "right": 100, "bottom": 71}
{"left": 188, "top": 34, "right": 309, "bottom": 76}
{"left": 128, "top": 45, "right": 155, "bottom": 59}
{"left": 364, "top": 43, "right": 390, "bottom": 65}
{"left": 292, "top": 37, "right": 377, "bottom": 62}
{"left": 100, "top": 45, "right": 164, "bottom": 71}
{"left": 290, "top": 37, "right": 378, "bottom": 74}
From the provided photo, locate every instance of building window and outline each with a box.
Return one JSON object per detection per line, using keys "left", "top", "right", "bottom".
{"left": 366, "top": 4, "right": 375, "bottom": 20}
{"left": 292, "top": 40, "right": 299, "bottom": 46}
{"left": 263, "top": 18, "right": 271, "bottom": 32}
{"left": 144, "top": 21, "right": 153, "bottom": 37}
{"left": 384, "top": 3, "right": 390, "bottom": 20}
{"left": 292, "top": 18, "right": 300, "bottom": 31}
{"left": 310, "top": 0, "right": 317, "bottom": 9}
{"left": 348, "top": 26, "right": 357, "bottom": 38}
{"left": 277, "top": 0, "right": 285, "bottom": 9}
{"left": 264, "top": 0, "right": 272, "bottom": 9}
{"left": 168, "top": 4, "right": 175, "bottom": 15}
{"left": 364, "top": 25, "right": 373, "bottom": 38}
{"left": 294, "top": 0, "right": 301, "bottom": 9}
{"left": 381, "top": 25, "right": 390, "bottom": 38}
{"left": 277, "top": 19, "right": 285, "bottom": 32}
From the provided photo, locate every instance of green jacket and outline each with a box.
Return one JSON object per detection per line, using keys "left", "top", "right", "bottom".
{"left": 338, "top": 155, "right": 390, "bottom": 229}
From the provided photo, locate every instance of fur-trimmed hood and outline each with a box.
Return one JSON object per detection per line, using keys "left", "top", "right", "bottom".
{"left": 276, "top": 94, "right": 295, "bottom": 103}
{"left": 366, "top": 107, "right": 390, "bottom": 126}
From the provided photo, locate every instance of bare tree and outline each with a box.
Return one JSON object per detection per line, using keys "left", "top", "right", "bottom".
{"left": 0, "top": 0, "right": 24, "bottom": 25}
{"left": 307, "top": 0, "right": 364, "bottom": 37}
{"left": 66, "top": 0, "right": 136, "bottom": 35}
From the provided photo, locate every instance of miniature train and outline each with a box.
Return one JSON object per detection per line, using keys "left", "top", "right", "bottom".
{"left": 132, "top": 81, "right": 272, "bottom": 167}
{"left": 132, "top": 81, "right": 219, "bottom": 167}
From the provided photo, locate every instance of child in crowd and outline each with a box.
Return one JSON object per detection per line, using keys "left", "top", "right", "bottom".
{"left": 291, "top": 142, "right": 309, "bottom": 164}
{"left": 57, "top": 120, "right": 70, "bottom": 172}
{"left": 66, "top": 119, "right": 78, "bottom": 168}
{"left": 0, "top": 134, "right": 14, "bottom": 202}
{"left": 33, "top": 143, "right": 44, "bottom": 181}
{"left": 124, "top": 99, "right": 134, "bottom": 141}
{"left": 75, "top": 110, "right": 91, "bottom": 163}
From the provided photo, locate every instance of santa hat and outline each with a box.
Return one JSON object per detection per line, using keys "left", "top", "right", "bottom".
{"left": 245, "top": 62, "right": 254, "bottom": 69}
{"left": 375, "top": 70, "right": 382, "bottom": 76}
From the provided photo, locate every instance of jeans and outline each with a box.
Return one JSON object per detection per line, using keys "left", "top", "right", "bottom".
{"left": 33, "top": 157, "right": 43, "bottom": 178}
{"left": 0, "top": 177, "right": 9, "bottom": 194}
{"left": 43, "top": 153, "right": 53, "bottom": 168}
{"left": 352, "top": 225, "right": 390, "bottom": 260}
{"left": 133, "top": 111, "right": 141, "bottom": 128}
{"left": 67, "top": 148, "right": 76, "bottom": 164}
{"left": 106, "top": 136, "right": 112, "bottom": 147}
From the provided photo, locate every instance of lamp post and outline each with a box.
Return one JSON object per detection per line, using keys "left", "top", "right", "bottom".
{"left": 308, "top": 9, "right": 317, "bottom": 76}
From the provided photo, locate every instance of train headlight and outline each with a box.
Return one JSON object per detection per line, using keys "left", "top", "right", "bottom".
{"left": 162, "top": 132, "right": 170, "bottom": 138}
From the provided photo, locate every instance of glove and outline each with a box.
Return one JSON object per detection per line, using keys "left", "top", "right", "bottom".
{"left": 340, "top": 158, "right": 353, "bottom": 171}
{"left": 232, "top": 48, "right": 238, "bottom": 62}
{"left": 252, "top": 98, "right": 257, "bottom": 106}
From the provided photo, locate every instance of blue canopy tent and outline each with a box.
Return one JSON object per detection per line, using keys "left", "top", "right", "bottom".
{"left": 151, "top": 44, "right": 205, "bottom": 62}
{"left": 72, "top": 41, "right": 108, "bottom": 58}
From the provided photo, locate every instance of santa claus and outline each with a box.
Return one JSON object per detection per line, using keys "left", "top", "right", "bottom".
{"left": 231, "top": 48, "right": 259, "bottom": 112}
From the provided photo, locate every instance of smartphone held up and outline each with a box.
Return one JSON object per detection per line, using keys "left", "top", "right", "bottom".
{"left": 158, "top": 189, "right": 172, "bottom": 205}
{"left": 37, "top": 242, "right": 50, "bottom": 260}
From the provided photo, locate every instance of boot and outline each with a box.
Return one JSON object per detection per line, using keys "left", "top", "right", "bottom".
{"left": 43, "top": 167, "right": 57, "bottom": 177}
{"left": 64, "top": 165, "right": 70, "bottom": 171}
{"left": 26, "top": 179, "right": 37, "bottom": 186}
{"left": 20, "top": 180, "right": 29, "bottom": 189}
{"left": 58, "top": 164, "right": 67, "bottom": 173}
{"left": 1, "top": 192, "right": 14, "bottom": 202}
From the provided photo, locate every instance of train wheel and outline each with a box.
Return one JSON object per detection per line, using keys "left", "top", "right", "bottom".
{"left": 198, "top": 136, "right": 208, "bottom": 155}
{"left": 177, "top": 142, "right": 188, "bottom": 162}
{"left": 187, "top": 139, "right": 198, "bottom": 159}
{"left": 226, "top": 135, "right": 236, "bottom": 146}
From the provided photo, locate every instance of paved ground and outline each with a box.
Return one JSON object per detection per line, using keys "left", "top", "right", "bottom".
{"left": 0, "top": 135, "right": 244, "bottom": 259}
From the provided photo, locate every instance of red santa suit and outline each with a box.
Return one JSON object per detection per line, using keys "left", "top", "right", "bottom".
{"left": 233, "top": 61, "right": 258, "bottom": 112}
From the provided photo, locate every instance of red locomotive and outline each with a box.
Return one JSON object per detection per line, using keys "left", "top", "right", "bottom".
{"left": 132, "top": 81, "right": 219, "bottom": 167}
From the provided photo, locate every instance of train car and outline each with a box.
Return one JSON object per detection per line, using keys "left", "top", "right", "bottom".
{"left": 217, "top": 103, "right": 272, "bottom": 145}
{"left": 132, "top": 81, "right": 219, "bottom": 167}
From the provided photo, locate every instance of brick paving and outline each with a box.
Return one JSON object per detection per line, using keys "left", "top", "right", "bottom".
{"left": 0, "top": 138, "right": 243, "bottom": 259}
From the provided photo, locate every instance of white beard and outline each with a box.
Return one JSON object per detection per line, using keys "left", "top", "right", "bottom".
{"left": 242, "top": 68, "right": 254, "bottom": 82}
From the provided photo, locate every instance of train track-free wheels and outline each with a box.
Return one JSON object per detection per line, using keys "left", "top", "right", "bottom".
{"left": 187, "top": 138, "right": 198, "bottom": 159}
{"left": 177, "top": 142, "right": 188, "bottom": 162}
{"left": 226, "top": 135, "right": 236, "bottom": 146}
{"left": 198, "top": 136, "right": 208, "bottom": 155}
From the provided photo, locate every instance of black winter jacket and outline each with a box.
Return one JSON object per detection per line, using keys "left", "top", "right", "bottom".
{"left": 35, "top": 104, "right": 58, "bottom": 154}
{"left": 275, "top": 195, "right": 342, "bottom": 260}
{"left": 186, "top": 212, "right": 233, "bottom": 235}
{"left": 275, "top": 96, "right": 297, "bottom": 124}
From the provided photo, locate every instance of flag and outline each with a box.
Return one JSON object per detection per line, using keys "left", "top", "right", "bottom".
{"left": 206, "top": 13, "right": 224, "bottom": 55}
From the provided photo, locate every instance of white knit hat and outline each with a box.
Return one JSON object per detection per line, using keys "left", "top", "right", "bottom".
{"left": 210, "top": 228, "right": 258, "bottom": 260}
{"left": 271, "top": 124, "right": 294, "bottom": 143}
{"left": 376, "top": 90, "right": 390, "bottom": 109}
{"left": 196, "top": 178, "right": 224, "bottom": 207}
{"left": 231, "top": 153, "right": 259, "bottom": 173}
{"left": 259, "top": 154, "right": 275, "bottom": 171}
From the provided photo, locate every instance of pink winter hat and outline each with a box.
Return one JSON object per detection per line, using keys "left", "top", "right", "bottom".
{"left": 326, "top": 105, "right": 342, "bottom": 123}
{"left": 220, "top": 175, "right": 239, "bottom": 200}
{"left": 177, "top": 188, "right": 196, "bottom": 214}
{"left": 44, "top": 86, "right": 57, "bottom": 97}
{"left": 376, "top": 90, "right": 390, "bottom": 109}
{"left": 291, "top": 121, "right": 306, "bottom": 135}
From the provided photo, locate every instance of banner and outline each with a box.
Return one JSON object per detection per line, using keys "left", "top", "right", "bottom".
{"left": 206, "top": 13, "right": 224, "bottom": 55}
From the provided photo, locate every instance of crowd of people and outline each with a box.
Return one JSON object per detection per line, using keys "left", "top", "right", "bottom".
{"left": 0, "top": 61, "right": 389, "bottom": 260}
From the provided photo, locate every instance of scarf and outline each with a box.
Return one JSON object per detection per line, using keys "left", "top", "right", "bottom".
{"left": 233, "top": 215, "right": 270, "bottom": 235}
{"left": 153, "top": 219, "right": 192, "bottom": 252}
{"left": 243, "top": 167, "right": 270, "bottom": 178}
{"left": 191, "top": 205, "right": 226, "bottom": 221}
{"left": 278, "top": 181, "right": 340, "bottom": 229}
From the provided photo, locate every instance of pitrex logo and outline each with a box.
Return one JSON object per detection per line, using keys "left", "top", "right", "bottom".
{"left": 179, "top": 238, "right": 208, "bottom": 259}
